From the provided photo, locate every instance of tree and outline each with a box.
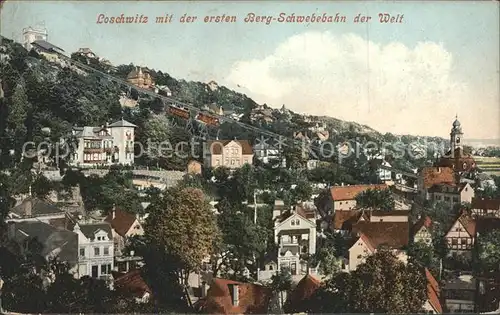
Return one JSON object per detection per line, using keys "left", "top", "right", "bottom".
{"left": 31, "top": 173, "right": 54, "bottom": 199}
{"left": 475, "top": 230, "right": 500, "bottom": 273}
{"left": 408, "top": 240, "right": 441, "bottom": 277}
{"left": 213, "top": 199, "right": 268, "bottom": 279}
{"left": 269, "top": 270, "right": 292, "bottom": 310}
{"left": 355, "top": 188, "right": 395, "bottom": 211}
{"left": 290, "top": 178, "right": 313, "bottom": 204}
{"left": 310, "top": 251, "right": 427, "bottom": 313}
{"left": 145, "top": 187, "right": 220, "bottom": 285}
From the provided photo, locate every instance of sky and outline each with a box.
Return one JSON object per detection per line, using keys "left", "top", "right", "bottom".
{"left": 1, "top": 1, "right": 499, "bottom": 141}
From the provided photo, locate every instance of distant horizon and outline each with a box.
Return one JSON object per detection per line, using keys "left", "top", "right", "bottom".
{"left": 1, "top": 1, "right": 498, "bottom": 140}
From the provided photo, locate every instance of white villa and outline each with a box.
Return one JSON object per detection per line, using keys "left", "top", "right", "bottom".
{"left": 70, "top": 119, "right": 136, "bottom": 167}
{"left": 73, "top": 222, "right": 114, "bottom": 280}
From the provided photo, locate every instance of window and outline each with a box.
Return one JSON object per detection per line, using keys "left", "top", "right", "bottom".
{"left": 452, "top": 239, "right": 458, "bottom": 246}
{"left": 104, "top": 247, "right": 109, "bottom": 256}
{"left": 295, "top": 219, "right": 300, "bottom": 226}
{"left": 101, "top": 264, "right": 112, "bottom": 275}
{"left": 215, "top": 159, "right": 220, "bottom": 166}
{"left": 291, "top": 220, "right": 295, "bottom": 226}
{"left": 231, "top": 159, "right": 235, "bottom": 165}
{"left": 80, "top": 248, "right": 85, "bottom": 257}
{"left": 94, "top": 247, "right": 100, "bottom": 256}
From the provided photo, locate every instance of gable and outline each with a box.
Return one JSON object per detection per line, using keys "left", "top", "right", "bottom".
{"left": 275, "top": 212, "right": 315, "bottom": 230}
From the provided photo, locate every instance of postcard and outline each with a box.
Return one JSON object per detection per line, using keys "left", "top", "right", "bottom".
{"left": 0, "top": 1, "right": 499, "bottom": 314}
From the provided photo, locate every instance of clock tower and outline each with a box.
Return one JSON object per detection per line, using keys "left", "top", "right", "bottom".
{"left": 450, "top": 115, "right": 463, "bottom": 153}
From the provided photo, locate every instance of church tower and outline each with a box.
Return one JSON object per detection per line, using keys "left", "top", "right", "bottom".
{"left": 450, "top": 115, "right": 463, "bottom": 153}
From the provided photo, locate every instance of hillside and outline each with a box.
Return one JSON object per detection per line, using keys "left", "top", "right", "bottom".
{"left": 0, "top": 36, "right": 447, "bottom": 172}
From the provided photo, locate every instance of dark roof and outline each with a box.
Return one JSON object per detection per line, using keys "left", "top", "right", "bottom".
{"left": 112, "top": 269, "right": 152, "bottom": 298}
{"left": 428, "top": 182, "right": 468, "bottom": 194}
{"left": 78, "top": 222, "right": 113, "bottom": 240}
{"left": 11, "top": 197, "right": 66, "bottom": 218}
{"left": 195, "top": 278, "right": 272, "bottom": 314}
{"left": 206, "top": 140, "right": 253, "bottom": 155}
{"left": 476, "top": 217, "right": 500, "bottom": 236}
{"left": 12, "top": 221, "right": 78, "bottom": 263}
{"left": 352, "top": 221, "right": 410, "bottom": 249}
{"left": 284, "top": 274, "right": 321, "bottom": 313}
{"left": 472, "top": 198, "right": 500, "bottom": 210}
{"left": 31, "top": 40, "right": 64, "bottom": 52}
{"left": 107, "top": 119, "right": 137, "bottom": 128}
{"left": 333, "top": 210, "right": 362, "bottom": 230}
{"left": 104, "top": 208, "right": 138, "bottom": 237}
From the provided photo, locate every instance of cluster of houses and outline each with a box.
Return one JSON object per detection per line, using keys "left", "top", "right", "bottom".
{"left": 4, "top": 191, "right": 152, "bottom": 303}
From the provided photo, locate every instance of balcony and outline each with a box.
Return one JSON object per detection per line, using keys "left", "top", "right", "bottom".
{"left": 83, "top": 147, "right": 104, "bottom": 154}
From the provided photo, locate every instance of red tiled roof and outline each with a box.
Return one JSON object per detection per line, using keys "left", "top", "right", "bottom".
{"left": 284, "top": 274, "right": 321, "bottom": 313}
{"left": 457, "top": 213, "right": 476, "bottom": 237}
{"left": 206, "top": 140, "right": 254, "bottom": 155}
{"left": 197, "top": 278, "right": 272, "bottom": 314}
{"left": 112, "top": 269, "right": 152, "bottom": 298}
{"left": 359, "top": 233, "right": 376, "bottom": 252}
{"left": 330, "top": 184, "right": 388, "bottom": 201}
{"left": 420, "top": 167, "right": 456, "bottom": 189}
{"left": 333, "top": 210, "right": 359, "bottom": 230}
{"left": 104, "top": 208, "right": 138, "bottom": 237}
{"left": 352, "top": 221, "right": 409, "bottom": 250}
{"left": 295, "top": 204, "right": 316, "bottom": 220}
{"left": 425, "top": 268, "right": 442, "bottom": 313}
{"left": 471, "top": 198, "right": 500, "bottom": 211}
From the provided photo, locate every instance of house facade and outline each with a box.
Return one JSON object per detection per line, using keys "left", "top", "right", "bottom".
{"left": 253, "top": 142, "right": 285, "bottom": 168}
{"left": 429, "top": 182, "right": 475, "bottom": 207}
{"left": 70, "top": 119, "right": 136, "bottom": 167}
{"left": 471, "top": 198, "right": 500, "bottom": 218}
{"left": 205, "top": 140, "right": 254, "bottom": 169}
{"left": 330, "top": 184, "right": 388, "bottom": 212}
{"left": 104, "top": 207, "right": 144, "bottom": 272}
{"left": 412, "top": 216, "right": 433, "bottom": 245}
{"left": 22, "top": 25, "right": 48, "bottom": 51}
{"left": 417, "top": 166, "right": 456, "bottom": 200}
{"left": 73, "top": 222, "right": 114, "bottom": 279}
{"left": 346, "top": 221, "right": 410, "bottom": 272}
{"left": 259, "top": 202, "right": 317, "bottom": 282}
{"left": 443, "top": 273, "right": 476, "bottom": 313}
{"left": 444, "top": 213, "right": 476, "bottom": 256}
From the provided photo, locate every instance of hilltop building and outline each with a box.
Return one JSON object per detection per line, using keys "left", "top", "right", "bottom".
{"left": 22, "top": 25, "right": 48, "bottom": 51}
{"left": 126, "top": 67, "right": 154, "bottom": 89}
{"left": 70, "top": 119, "right": 136, "bottom": 167}
{"left": 205, "top": 140, "right": 254, "bottom": 169}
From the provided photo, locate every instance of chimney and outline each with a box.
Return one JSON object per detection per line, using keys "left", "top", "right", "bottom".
{"left": 25, "top": 199, "right": 32, "bottom": 217}
{"left": 201, "top": 281, "right": 208, "bottom": 298}
{"left": 112, "top": 204, "right": 116, "bottom": 219}
{"left": 28, "top": 185, "right": 32, "bottom": 197}
{"left": 341, "top": 182, "right": 344, "bottom": 187}
{"left": 229, "top": 284, "right": 239, "bottom": 306}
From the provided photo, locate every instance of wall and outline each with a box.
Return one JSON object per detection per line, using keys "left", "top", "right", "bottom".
{"left": 348, "top": 239, "right": 371, "bottom": 271}
{"left": 75, "top": 228, "right": 114, "bottom": 278}
{"left": 445, "top": 220, "right": 473, "bottom": 252}
{"left": 334, "top": 199, "right": 357, "bottom": 211}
